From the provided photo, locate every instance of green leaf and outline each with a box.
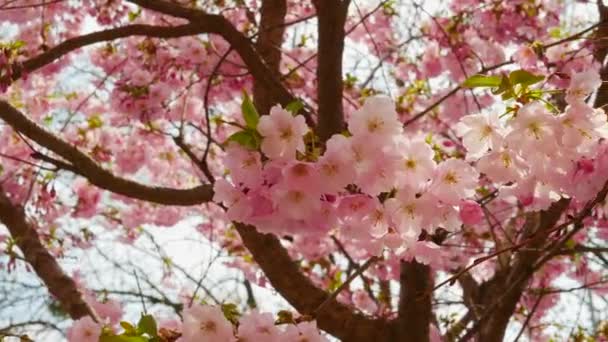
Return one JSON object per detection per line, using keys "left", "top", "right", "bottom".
{"left": 221, "top": 303, "right": 241, "bottom": 325}
{"left": 225, "top": 130, "right": 261, "bottom": 150}
{"left": 285, "top": 100, "right": 304, "bottom": 115}
{"left": 275, "top": 310, "right": 295, "bottom": 325}
{"left": 43, "top": 115, "right": 53, "bottom": 126}
{"left": 462, "top": 74, "right": 502, "bottom": 88}
{"left": 128, "top": 9, "right": 142, "bottom": 22}
{"left": 87, "top": 115, "right": 103, "bottom": 129}
{"left": 565, "top": 239, "right": 576, "bottom": 250}
{"left": 328, "top": 270, "right": 343, "bottom": 291}
{"left": 508, "top": 70, "right": 544, "bottom": 87}
{"left": 548, "top": 27, "right": 561, "bottom": 38}
{"left": 137, "top": 314, "right": 158, "bottom": 337}
{"left": 491, "top": 75, "right": 510, "bottom": 95}
{"left": 100, "top": 335, "right": 148, "bottom": 342}
{"left": 119, "top": 321, "right": 137, "bottom": 335}
{"left": 241, "top": 90, "right": 260, "bottom": 129}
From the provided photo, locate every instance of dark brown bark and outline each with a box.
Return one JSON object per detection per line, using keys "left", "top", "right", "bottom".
{"left": 314, "top": 0, "right": 349, "bottom": 142}
{"left": 594, "top": 4, "right": 608, "bottom": 108}
{"left": 253, "top": 0, "right": 288, "bottom": 114}
{"left": 236, "top": 224, "right": 391, "bottom": 342}
{"left": 394, "top": 260, "right": 433, "bottom": 342}
{"left": 0, "top": 189, "right": 98, "bottom": 321}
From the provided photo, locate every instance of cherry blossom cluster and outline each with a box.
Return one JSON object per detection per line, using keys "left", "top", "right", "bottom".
{"left": 213, "top": 67, "right": 608, "bottom": 268}
{"left": 456, "top": 69, "right": 608, "bottom": 210}
{"left": 68, "top": 304, "right": 326, "bottom": 342}
{"left": 214, "top": 95, "right": 481, "bottom": 258}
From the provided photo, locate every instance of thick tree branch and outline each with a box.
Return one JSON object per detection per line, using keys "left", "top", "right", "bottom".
{"left": 0, "top": 100, "right": 214, "bottom": 206}
{"left": 313, "top": 0, "right": 350, "bottom": 142}
{"left": 394, "top": 260, "right": 433, "bottom": 342}
{"left": 253, "top": 0, "right": 287, "bottom": 114}
{"left": 0, "top": 188, "right": 98, "bottom": 321}
{"left": 14, "top": 24, "right": 204, "bottom": 80}
{"left": 594, "top": 6, "right": 608, "bottom": 108}
{"left": 458, "top": 272, "right": 481, "bottom": 317}
{"left": 236, "top": 224, "right": 390, "bottom": 341}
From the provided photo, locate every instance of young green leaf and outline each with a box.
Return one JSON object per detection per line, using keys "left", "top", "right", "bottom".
{"left": 241, "top": 90, "right": 260, "bottom": 129}
{"left": 508, "top": 70, "right": 544, "bottom": 87}
{"left": 462, "top": 74, "right": 502, "bottom": 88}
{"left": 119, "top": 321, "right": 137, "bottom": 335}
{"left": 285, "top": 100, "right": 304, "bottom": 114}
{"left": 221, "top": 303, "right": 241, "bottom": 325}
{"left": 276, "top": 310, "right": 295, "bottom": 325}
{"left": 100, "top": 335, "right": 148, "bottom": 342}
{"left": 226, "top": 130, "right": 261, "bottom": 150}
{"left": 137, "top": 314, "right": 158, "bottom": 338}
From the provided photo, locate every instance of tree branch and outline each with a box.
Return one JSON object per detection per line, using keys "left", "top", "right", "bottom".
{"left": 313, "top": 0, "right": 350, "bottom": 142}
{"left": 253, "top": 0, "right": 287, "bottom": 114}
{"left": 0, "top": 188, "right": 98, "bottom": 321}
{"left": 14, "top": 24, "right": 204, "bottom": 80}
{"left": 0, "top": 100, "right": 214, "bottom": 206}
{"left": 235, "top": 224, "right": 390, "bottom": 341}
{"left": 394, "top": 260, "right": 433, "bottom": 342}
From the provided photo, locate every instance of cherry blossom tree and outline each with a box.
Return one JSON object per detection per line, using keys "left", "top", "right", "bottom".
{"left": 1, "top": 0, "right": 608, "bottom": 341}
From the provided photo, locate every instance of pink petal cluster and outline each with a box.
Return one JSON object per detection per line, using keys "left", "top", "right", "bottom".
{"left": 180, "top": 305, "right": 235, "bottom": 342}
{"left": 214, "top": 96, "right": 482, "bottom": 258}
{"left": 456, "top": 69, "right": 608, "bottom": 209}
{"left": 67, "top": 317, "right": 102, "bottom": 342}
{"left": 179, "top": 304, "right": 326, "bottom": 342}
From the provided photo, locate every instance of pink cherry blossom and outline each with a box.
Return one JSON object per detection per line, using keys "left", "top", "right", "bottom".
{"left": 506, "top": 102, "right": 558, "bottom": 154}
{"left": 352, "top": 289, "right": 378, "bottom": 314}
{"left": 224, "top": 143, "right": 263, "bottom": 189}
{"left": 237, "top": 310, "right": 281, "bottom": 342}
{"left": 513, "top": 45, "right": 538, "bottom": 69}
{"left": 477, "top": 148, "right": 527, "bottom": 184}
{"left": 258, "top": 105, "right": 308, "bottom": 160}
{"left": 181, "top": 304, "right": 235, "bottom": 342}
{"left": 84, "top": 293, "right": 123, "bottom": 325}
{"left": 393, "top": 137, "right": 436, "bottom": 190}
{"left": 459, "top": 200, "right": 484, "bottom": 225}
{"left": 317, "top": 134, "right": 356, "bottom": 193}
{"left": 272, "top": 183, "right": 321, "bottom": 221}
{"left": 73, "top": 179, "right": 101, "bottom": 218}
{"left": 566, "top": 69, "right": 602, "bottom": 105}
{"left": 67, "top": 317, "right": 101, "bottom": 342}
{"left": 282, "top": 161, "right": 322, "bottom": 193}
{"left": 456, "top": 112, "right": 504, "bottom": 160}
{"left": 385, "top": 189, "right": 433, "bottom": 241}
{"left": 282, "top": 321, "right": 328, "bottom": 342}
{"left": 559, "top": 102, "right": 608, "bottom": 150}
{"left": 355, "top": 149, "right": 400, "bottom": 196}
{"left": 429, "top": 159, "right": 479, "bottom": 205}
{"left": 213, "top": 179, "right": 252, "bottom": 222}
{"left": 347, "top": 95, "right": 402, "bottom": 141}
